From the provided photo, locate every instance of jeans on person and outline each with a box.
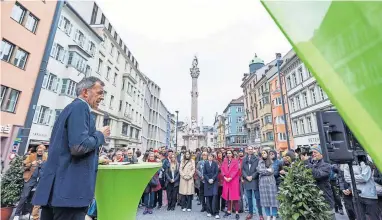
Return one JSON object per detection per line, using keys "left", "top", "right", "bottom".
{"left": 144, "top": 192, "right": 155, "bottom": 209}
{"left": 181, "top": 195, "right": 193, "bottom": 209}
{"left": 246, "top": 189, "right": 262, "bottom": 216}
{"left": 343, "top": 195, "right": 356, "bottom": 220}
{"left": 264, "top": 207, "right": 278, "bottom": 217}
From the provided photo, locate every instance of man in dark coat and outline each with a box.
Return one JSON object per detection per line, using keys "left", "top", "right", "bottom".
{"left": 33, "top": 77, "right": 110, "bottom": 220}
{"left": 242, "top": 146, "right": 262, "bottom": 220}
{"left": 304, "top": 145, "right": 335, "bottom": 219}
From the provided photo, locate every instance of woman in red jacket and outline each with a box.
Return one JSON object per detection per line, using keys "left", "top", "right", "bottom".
{"left": 216, "top": 151, "right": 226, "bottom": 212}
{"left": 143, "top": 152, "right": 162, "bottom": 215}
{"left": 221, "top": 150, "right": 241, "bottom": 219}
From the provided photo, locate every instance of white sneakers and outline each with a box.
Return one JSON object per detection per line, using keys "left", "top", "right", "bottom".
{"left": 13, "top": 217, "right": 20, "bottom": 220}
{"left": 215, "top": 215, "right": 220, "bottom": 219}
{"left": 187, "top": 209, "right": 191, "bottom": 212}
{"left": 182, "top": 208, "right": 186, "bottom": 212}
{"left": 207, "top": 213, "right": 212, "bottom": 217}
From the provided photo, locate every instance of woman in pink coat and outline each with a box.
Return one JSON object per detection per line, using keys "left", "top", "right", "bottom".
{"left": 221, "top": 150, "right": 241, "bottom": 219}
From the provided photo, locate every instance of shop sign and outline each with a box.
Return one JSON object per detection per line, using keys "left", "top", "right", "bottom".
{"left": 0, "top": 124, "right": 11, "bottom": 134}
{"left": 32, "top": 132, "right": 48, "bottom": 138}
{"left": 308, "top": 137, "right": 320, "bottom": 143}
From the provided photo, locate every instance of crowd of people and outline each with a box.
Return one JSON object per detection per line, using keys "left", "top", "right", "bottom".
{"left": 88, "top": 144, "right": 382, "bottom": 220}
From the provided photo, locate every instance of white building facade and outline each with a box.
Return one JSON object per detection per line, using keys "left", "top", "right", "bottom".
{"left": 28, "top": 2, "right": 102, "bottom": 146}
{"left": 283, "top": 51, "right": 334, "bottom": 148}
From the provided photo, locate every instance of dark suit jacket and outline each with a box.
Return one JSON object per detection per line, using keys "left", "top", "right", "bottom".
{"left": 242, "top": 155, "right": 260, "bottom": 190}
{"left": 203, "top": 160, "right": 219, "bottom": 196}
{"left": 33, "top": 99, "right": 105, "bottom": 207}
{"left": 165, "top": 166, "right": 180, "bottom": 187}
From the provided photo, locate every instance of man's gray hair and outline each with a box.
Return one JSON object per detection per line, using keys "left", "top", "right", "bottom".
{"left": 76, "top": 76, "right": 105, "bottom": 96}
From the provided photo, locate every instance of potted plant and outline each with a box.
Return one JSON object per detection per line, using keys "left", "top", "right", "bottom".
{"left": 1, "top": 155, "right": 24, "bottom": 220}
{"left": 278, "top": 160, "right": 332, "bottom": 220}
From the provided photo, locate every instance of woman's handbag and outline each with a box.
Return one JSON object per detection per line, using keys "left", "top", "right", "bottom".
{"left": 149, "top": 176, "right": 159, "bottom": 187}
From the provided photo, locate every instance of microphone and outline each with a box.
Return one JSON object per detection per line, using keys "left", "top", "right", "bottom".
{"left": 103, "top": 113, "right": 110, "bottom": 126}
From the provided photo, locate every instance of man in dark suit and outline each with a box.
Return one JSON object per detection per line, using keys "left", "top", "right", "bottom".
{"left": 241, "top": 146, "right": 262, "bottom": 220}
{"left": 33, "top": 77, "right": 110, "bottom": 220}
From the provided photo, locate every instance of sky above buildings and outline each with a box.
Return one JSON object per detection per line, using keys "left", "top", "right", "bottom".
{"left": 96, "top": 0, "right": 291, "bottom": 125}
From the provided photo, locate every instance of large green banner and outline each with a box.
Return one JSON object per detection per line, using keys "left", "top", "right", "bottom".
{"left": 261, "top": 1, "right": 382, "bottom": 169}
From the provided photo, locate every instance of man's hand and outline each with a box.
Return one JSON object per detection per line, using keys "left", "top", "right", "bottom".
{"left": 31, "top": 161, "right": 37, "bottom": 166}
{"left": 280, "top": 170, "right": 286, "bottom": 175}
{"left": 100, "top": 126, "right": 111, "bottom": 137}
{"left": 246, "top": 176, "right": 252, "bottom": 181}
{"left": 171, "top": 179, "right": 174, "bottom": 183}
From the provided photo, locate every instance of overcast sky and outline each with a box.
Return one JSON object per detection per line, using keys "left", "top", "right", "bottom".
{"left": 96, "top": 0, "right": 291, "bottom": 125}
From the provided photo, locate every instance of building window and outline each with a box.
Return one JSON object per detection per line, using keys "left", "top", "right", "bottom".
{"left": 100, "top": 14, "right": 105, "bottom": 24}
{"left": 67, "top": 52, "right": 86, "bottom": 73}
{"left": 88, "top": 41, "right": 96, "bottom": 56}
{"left": 299, "top": 119, "right": 305, "bottom": 134}
{"left": 85, "top": 65, "right": 92, "bottom": 77}
{"left": 286, "top": 76, "right": 291, "bottom": 90}
{"left": 236, "top": 116, "right": 243, "bottom": 123}
{"left": 110, "top": 43, "right": 114, "bottom": 56}
{"left": 58, "top": 16, "right": 72, "bottom": 35}
{"left": 108, "top": 23, "right": 112, "bottom": 32}
{"left": 0, "top": 39, "right": 15, "bottom": 62}
{"left": 25, "top": 13, "right": 39, "bottom": 33}
{"left": 264, "top": 115, "right": 272, "bottom": 124}
{"left": 318, "top": 86, "right": 326, "bottom": 100}
{"left": 119, "top": 39, "right": 122, "bottom": 47}
{"left": 302, "top": 92, "right": 308, "bottom": 107}
{"left": 290, "top": 98, "right": 295, "bottom": 112}
{"left": 293, "top": 120, "right": 299, "bottom": 135}
{"left": 106, "top": 67, "right": 111, "bottom": 80}
{"left": 101, "top": 33, "right": 107, "bottom": 48}
{"left": 113, "top": 73, "right": 117, "bottom": 85}
{"left": 109, "top": 95, "right": 114, "bottom": 109}
{"left": 97, "top": 59, "right": 103, "bottom": 74}
{"left": 122, "top": 122, "right": 128, "bottom": 136}
{"left": 292, "top": 72, "right": 297, "bottom": 86}
{"left": 274, "top": 97, "right": 282, "bottom": 106}
{"left": 266, "top": 132, "right": 274, "bottom": 141}
{"left": 117, "top": 51, "right": 120, "bottom": 63}
{"left": 74, "top": 30, "right": 85, "bottom": 48}
{"left": 0, "top": 86, "right": 20, "bottom": 113}
{"left": 310, "top": 87, "right": 317, "bottom": 103}
{"left": 90, "top": 3, "right": 98, "bottom": 24}
{"left": 307, "top": 116, "right": 313, "bottom": 133}
{"left": 42, "top": 73, "right": 59, "bottom": 92}
{"left": 118, "top": 100, "right": 122, "bottom": 112}
{"left": 298, "top": 66, "right": 304, "bottom": 82}
{"left": 130, "top": 127, "right": 134, "bottom": 138}
{"left": 102, "top": 91, "right": 107, "bottom": 105}
{"left": 33, "top": 106, "right": 52, "bottom": 125}
{"left": 50, "top": 43, "right": 66, "bottom": 62}
{"left": 276, "top": 116, "right": 285, "bottom": 124}
{"left": 12, "top": 47, "right": 28, "bottom": 69}
{"left": 278, "top": 133, "right": 287, "bottom": 141}
{"left": 11, "top": 2, "right": 26, "bottom": 24}
{"left": 307, "top": 68, "right": 312, "bottom": 78}
{"left": 1, "top": 39, "right": 29, "bottom": 69}
{"left": 236, "top": 106, "right": 243, "bottom": 112}
{"left": 238, "top": 126, "right": 243, "bottom": 133}
{"left": 60, "top": 79, "right": 77, "bottom": 97}
{"left": 296, "top": 95, "right": 301, "bottom": 109}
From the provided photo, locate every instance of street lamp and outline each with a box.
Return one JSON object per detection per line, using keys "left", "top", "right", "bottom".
{"left": 175, "top": 110, "right": 179, "bottom": 153}
{"left": 276, "top": 53, "right": 291, "bottom": 151}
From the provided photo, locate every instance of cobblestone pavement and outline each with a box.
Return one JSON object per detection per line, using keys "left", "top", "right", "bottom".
{"left": 136, "top": 199, "right": 350, "bottom": 220}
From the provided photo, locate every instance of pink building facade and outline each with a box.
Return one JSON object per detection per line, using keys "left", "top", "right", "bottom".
{"left": 1, "top": 1, "right": 57, "bottom": 168}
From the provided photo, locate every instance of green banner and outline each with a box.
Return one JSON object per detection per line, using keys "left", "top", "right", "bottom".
{"left": 261, "top": 1, "right": 382, "bottom": 170}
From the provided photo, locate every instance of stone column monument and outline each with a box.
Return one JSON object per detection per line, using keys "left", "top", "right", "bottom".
{"left": 183, "top": 56, "right": 206, "bottom": 151}
{"left": 190, "top": 56, "right": 200, "bottom": 124}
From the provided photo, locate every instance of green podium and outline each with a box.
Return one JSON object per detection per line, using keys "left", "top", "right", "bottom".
{"left": 261, "top": 1, "right": 382, "bottom": 170}
{"left": 95, "top": 163, "right": 161, "bottom": 220}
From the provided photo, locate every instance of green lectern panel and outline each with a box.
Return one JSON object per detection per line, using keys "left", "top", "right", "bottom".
{"left": 261, "top": 1, "right": 382, "bottom": 170}
{"left": 95, "top": 163, "right": 161, "bottom": 220}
